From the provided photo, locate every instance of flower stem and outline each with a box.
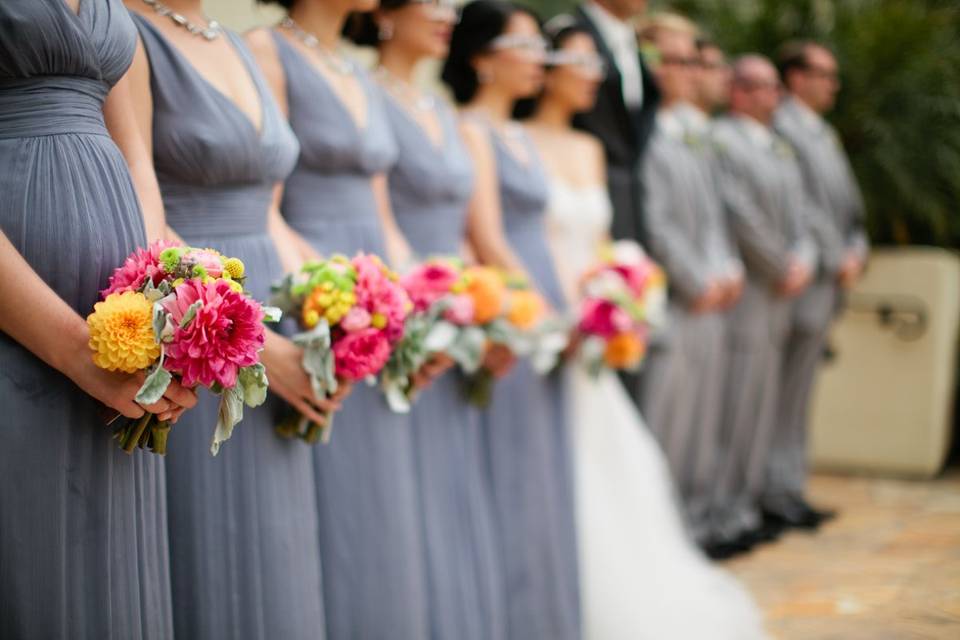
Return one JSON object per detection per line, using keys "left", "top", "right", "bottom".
{"left": 122, "top": 413, "right": 153, "bottom": 454}
{"left": 149, "top": 421, "right": 171, "bottom": 455}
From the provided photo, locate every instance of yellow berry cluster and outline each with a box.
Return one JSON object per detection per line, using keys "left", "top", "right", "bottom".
{"left": 302, "top": 281, "right": 357, "bottom": 328}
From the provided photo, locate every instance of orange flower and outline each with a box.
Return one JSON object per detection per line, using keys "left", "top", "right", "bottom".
{"left": 464, "top": 266, "right": 506, "bottom": 324}
{"left": 603, "top": 332, "right": 645, "bottom": 369}
{"left": 506, "top": 289, "right": 545, "bottom": 330}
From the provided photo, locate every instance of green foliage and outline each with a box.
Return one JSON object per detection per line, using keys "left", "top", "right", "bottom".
{"left": 521, "top": 0, "right": 960, "bottom": 247}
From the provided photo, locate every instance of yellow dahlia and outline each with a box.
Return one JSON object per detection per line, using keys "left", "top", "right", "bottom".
{"left": 87, "top": 291, "right": 160, "bottom": 373}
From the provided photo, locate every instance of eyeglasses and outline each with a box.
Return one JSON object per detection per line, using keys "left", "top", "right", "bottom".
{"left": 802, "top": 64, "right": 839, "bottom": 81}
{"left": 699, "top": 60, "right": 729, "bottom": 71}
{"left": 409, "top": 0, "right": 460, "bottom": 20}
{"left": 545, "top": 50, "right": 607, "bottom": 79}
{"left": 488, "top": 34, "right": 549, "bottom": 59}
{"left": 659, "top": 55, "right": 701, "bottom": 68}
{"left": 738, "top": 79, "right": 782, "bottom": 92}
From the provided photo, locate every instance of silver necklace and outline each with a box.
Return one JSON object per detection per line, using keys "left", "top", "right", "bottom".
{"left": 279, "top": 16, "right": 354, "bottom": 76}
{"left": 374, "top": 67, "right": 436, "bottom": 112}
{"left": 141, "top": 0, "right": 222, "bottom": 41}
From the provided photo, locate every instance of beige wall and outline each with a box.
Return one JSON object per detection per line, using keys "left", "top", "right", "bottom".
{"left": 205, "top": 0, "right": 280, "bottom": 32}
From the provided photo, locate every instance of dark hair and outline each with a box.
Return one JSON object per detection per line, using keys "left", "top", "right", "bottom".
{"left": 514, "top": 14, "right": 590, "bottom": 119}
{"left": 695, "top": 36, "right": 719, "bottom": 54}
{"left": 343, "top": 0, "right": 411, "bottom": 47}
{"left": 441, "top": 0, "right": 539, "bottom": 104}
{"left": 256, "top": 0, "right": 295, "bottom": 9}
{"left": 777, "top": 39, "right": 832, "bottom": 84}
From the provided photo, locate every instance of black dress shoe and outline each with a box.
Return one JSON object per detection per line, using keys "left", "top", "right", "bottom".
{"left": 703, "top": 535, "right": 755, "bottom": 560}
{"left": 744, "top": 520, "right": 785, "bottom": 545}
{"left": 790, "top": 497, "right": 837, "bottom": 524}
{"left": 763, "top": 504, "right": 820, "bottom": 531}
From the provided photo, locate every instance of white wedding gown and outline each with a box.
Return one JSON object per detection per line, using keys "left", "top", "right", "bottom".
{"left": 546, "top": 181, "right": 768, "bottom": 640}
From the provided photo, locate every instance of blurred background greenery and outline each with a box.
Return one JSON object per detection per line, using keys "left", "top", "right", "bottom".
{"left": 521, "top": 0, "right": 960, "bottom": 249}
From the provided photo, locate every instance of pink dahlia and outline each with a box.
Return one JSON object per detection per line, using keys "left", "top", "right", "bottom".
{"left": 352, "top": 254, "right": 410, "bottom": 343}
{"left": 333, "top": 327, "right": 392, "bottom": 380}
{"left": 579, "top": 298, "right": 633, "bottom": 339}
{"left": 101, "top": 239, "right": 181, "bottom": 298}
{"left": 162, "top": 279, "right": 266, "bottom": 389}
{"left": 401, "top": 262, "right": 460, "bottom": 312}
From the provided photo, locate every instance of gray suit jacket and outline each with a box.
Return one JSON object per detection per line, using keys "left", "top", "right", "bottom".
{"left": 641, "top": 116, "right": 713, "bottom": 306}
{"left": 713, "top": 115, "right": 817, "bottom": 346}
{"left": 774, "top": 96, "right": 868, "bottom": 276}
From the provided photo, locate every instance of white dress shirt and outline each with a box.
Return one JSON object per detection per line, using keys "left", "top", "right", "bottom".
{"left": 583, "top": 1, "right": 644, "bottom": 108}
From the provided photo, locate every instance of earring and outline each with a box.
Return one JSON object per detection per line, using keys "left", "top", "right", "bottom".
{"left": 378, "top": 21, "right": 394, "bottom": 41}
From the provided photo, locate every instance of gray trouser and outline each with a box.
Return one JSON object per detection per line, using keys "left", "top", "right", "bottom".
{"left": 763, "top": 280, "right": 837, "bottom": 506}
{"left": 640, "top": 310, "right": 726, "bottom": 543}
{"left": 710, "top": 282, "right": 790, "bottom": 540}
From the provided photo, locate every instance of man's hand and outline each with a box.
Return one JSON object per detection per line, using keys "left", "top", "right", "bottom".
{"left": 837, "top": 252, "right": 865, "bottom": 290}
{"left": 690, "top": 280, "right": 724, "bottom": 314}
{"left": 777, "top": 259, "right": 813, "bottom": 298}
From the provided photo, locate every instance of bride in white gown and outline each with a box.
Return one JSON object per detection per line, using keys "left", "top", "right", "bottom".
{"left": 525, "top": 18, "right": 767, "bottom": 639}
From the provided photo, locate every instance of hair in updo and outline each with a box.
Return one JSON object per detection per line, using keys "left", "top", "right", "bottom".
{"left": 343, "top": 0, "right": 412, "bottom": 47}
{"left": 441, "top": 0, "right": 540, "bottom": 105}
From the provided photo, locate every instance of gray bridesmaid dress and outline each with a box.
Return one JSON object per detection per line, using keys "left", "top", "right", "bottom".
{"left": 0, "top": 1, "right": 172, "bottom": 638}
{"left": 381, "top": 90, "right": 506, "bottom": 640}
{"left": 479, "top": 122, "right": 581, "bottom": 640}
{"left": 132, "top": 16, "right": 326, "bottom": 640}
{"left": 271, "top": 33, "right": 429, "bottom": 640}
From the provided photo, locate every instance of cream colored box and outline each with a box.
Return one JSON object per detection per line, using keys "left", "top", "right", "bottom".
{"left": 810, "top": 248, "right": 960, "bottom": 478}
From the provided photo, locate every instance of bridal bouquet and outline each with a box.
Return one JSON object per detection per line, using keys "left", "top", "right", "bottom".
{"left": 87, "top": 241, "right": 278, "bottom": 455}
{"left": 380, "top": 258, "right": 488, "bottom": 413}
{"left": 271, "top": 253, "right": 410, "bottom": 443}
{"left": 461, "top": 267, "right": 569, "bottom": 407}
{"left": 576, "top": 241, "right": 666, "bottom": 377}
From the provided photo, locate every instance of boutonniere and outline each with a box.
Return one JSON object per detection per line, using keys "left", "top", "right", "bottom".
{"left": 682, "top": 131, "right": 705, "bottom": 151}
{"left": 773, "top": 137, "right": 795, "bottom": 159}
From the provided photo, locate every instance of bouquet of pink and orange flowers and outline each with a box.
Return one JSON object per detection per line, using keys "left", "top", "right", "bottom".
{"left": 380, "top": 258, "right": 490, "bottom": 412}
{"left": 271, "top": 253, "right": 411, "bottom": 443}
{"left": 458, "top": 266, "right": 569, "bottom": 406}
{"left": 576, "top": 240, "right": 666, "bottom": 377}
{"left": 87, "top": 241, "right": 280, "bottom": 455}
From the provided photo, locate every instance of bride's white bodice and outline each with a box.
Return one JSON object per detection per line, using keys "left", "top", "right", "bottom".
{"left": 544, "top": 181, "right": 613, "bottom": 302}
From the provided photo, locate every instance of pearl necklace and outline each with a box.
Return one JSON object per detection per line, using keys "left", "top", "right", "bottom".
{"left": 374, "top": 67, "right": 436, "bottom": 112}
{"left": 141, "top": 0, "right": 222, "bottom": 41}
{"left": 279, "top": 16, "right": 354, "bottom": 76}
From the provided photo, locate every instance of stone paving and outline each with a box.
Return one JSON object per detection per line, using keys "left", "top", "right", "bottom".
{"left": 727, "top": 471, "right": 960, "bottom": 639}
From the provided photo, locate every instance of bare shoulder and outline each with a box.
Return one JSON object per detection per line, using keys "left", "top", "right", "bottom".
{"left": 458, "top": 116, "right": 491, "bottom": 150}
{"left": 244, "top": 28, "right": 287, "bottom": 110}
{"left": 244, "top": 28, "right": 279, "bottom": 68}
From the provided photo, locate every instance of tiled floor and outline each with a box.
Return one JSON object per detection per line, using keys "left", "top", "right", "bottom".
{"left": 727, "top": 471, "right": 960, "bottom": 639}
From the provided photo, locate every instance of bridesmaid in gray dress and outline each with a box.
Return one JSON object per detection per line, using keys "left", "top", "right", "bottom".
{"left": 443, "top": 3, "right": 580, "bottom": 638}
{"left": 125, "top": 5, "right": 328, "bottom": 639}
{"left": 247, "top": 3, "right": 429, "bottom": 638}
{"left": 0, "top": 0, "right": 196, "bottom": 637}
{"left": 346, "top": 4, "right": 506, "bottom": 639}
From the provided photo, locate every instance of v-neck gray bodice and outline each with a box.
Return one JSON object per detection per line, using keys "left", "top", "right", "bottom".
{"left": 272, "top": 32, "right": 397, "bottom": 246}
{"left": 381, "top": 90, "right": 473, "bottom": 256}
{"left": 134, "top": 15, "right": 299, "bottom": 238}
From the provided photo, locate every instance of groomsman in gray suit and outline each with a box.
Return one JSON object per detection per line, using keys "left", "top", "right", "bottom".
{"left": 763, "top": 41, "right": 869, "bottom": 529}
{"left": 710, "top": 55, "right": 818, "bottom": 551}
{"left": 635, "top": 15, "right": 731, "bottom": 544}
